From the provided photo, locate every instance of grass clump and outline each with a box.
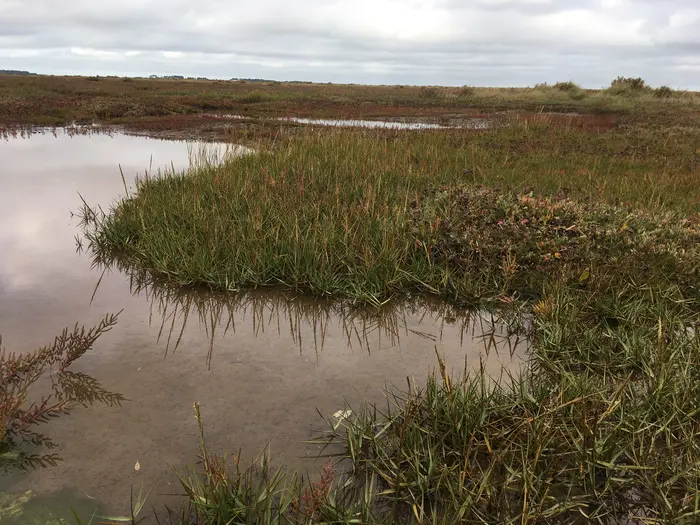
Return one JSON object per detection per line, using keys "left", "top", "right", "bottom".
{"left": 606, "top": 76, "right": 649, "bottom": 96}
{"left": 554, "top": 81, "right": 579, "bottom": 92}
{"left": 554, "top": 81, "right": 587, "bottom": 99}
{"left": 80, "top": 133, "right": 426, "bottom": 304}
{"left": 534, "top": 81, "right": 587, "bottom": 101}
{"left": 167, "top": 403, "right": 365, "bottom": 525}
{"left": 79, "top": 124, "right": 700, "bottom": 305}
{"left": 654, "top": 85, "right": 675, "bottom": 98}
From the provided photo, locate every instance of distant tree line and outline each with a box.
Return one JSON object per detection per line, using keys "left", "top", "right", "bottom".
{"left": 0, "top": 70, "right": 37, "bottom": 75}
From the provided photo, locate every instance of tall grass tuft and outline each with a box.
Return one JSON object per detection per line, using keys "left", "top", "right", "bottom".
{"left": 607, "top": 76, "right": 650, "bottom": 96}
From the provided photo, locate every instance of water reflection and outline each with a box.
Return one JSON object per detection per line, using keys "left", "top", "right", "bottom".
{"left": 0, "top": 123, "right": 111, "bottom": 140}
{"left": 0, "top": 130, "right": 238, "bottom": 306}
{"left": 281, "top": 116, "right": 449, "bottom": 130}
{"left": 206, "top": 114, "right": 493, "bottom": 130}
{"left": 98, "top": 260, "right": 525, "bottom": 369}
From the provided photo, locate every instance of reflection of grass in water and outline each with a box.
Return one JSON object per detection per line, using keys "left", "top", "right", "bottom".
{"left": 93, "top": 259, "right": 524, "bottom": 368}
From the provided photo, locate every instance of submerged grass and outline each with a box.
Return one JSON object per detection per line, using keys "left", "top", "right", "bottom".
{"left": 75, "top": 115, "right": 700, "bottom": 523}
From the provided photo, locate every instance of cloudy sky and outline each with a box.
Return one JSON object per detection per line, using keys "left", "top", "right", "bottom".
{"left": 0, "top": 0, "right": 698, "bottom": 88}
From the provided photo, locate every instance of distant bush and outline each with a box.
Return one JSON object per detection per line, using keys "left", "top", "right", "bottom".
{"left": 551, "top": 81, "right": 587, "bottom": 100}
{"left": 613, "top": 76, "right": 647, "bottom": 90}
{"left": 418, "top": 86, "right": 440, "bottom": 100}
{"left": 654, "top": 86, "right": 675, "bottom": 98}
{"left": 568, "top": 88, "right": 587, "bottom": 101}
{"left": 554, "top": 81, "right": 579, "bottom": 92}
{"left": 532, "top": 81, "right": 586, "bottom": 100}
{"left": 608, "top": 76, "right": 649, "bottom": 96}
{"left": 455, "top": 85, "right": 476, "bottom": 98}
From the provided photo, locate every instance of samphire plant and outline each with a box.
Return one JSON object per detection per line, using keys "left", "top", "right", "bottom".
{"left": 0, "top": 313, "right": 123, "bottom": 471}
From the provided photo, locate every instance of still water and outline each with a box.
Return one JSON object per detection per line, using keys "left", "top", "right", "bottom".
{"left": 209, "top": 113, "right": 492, "bottom": 130}
{"left": 0, "top": 130, "right": 522, "bottom": 522}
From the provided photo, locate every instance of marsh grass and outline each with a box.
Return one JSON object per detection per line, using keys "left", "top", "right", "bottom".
{"left": 79, "top": 121, "right": 700, "bottom": 306}
{"left": 75, "top": 116, "right": 700, "bottom": 523}
{"left": 321, "top": 327, "right": 700, "bottom": 523}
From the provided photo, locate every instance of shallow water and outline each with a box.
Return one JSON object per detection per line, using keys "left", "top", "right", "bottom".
{"left": 281, "top": 116, "right": 449, "bottom": 129}
{"left": 210, "top": 113, "right": 492, "bottom": 130}
{"left": 0, "top": 130, "right": 523, "bottom": 522}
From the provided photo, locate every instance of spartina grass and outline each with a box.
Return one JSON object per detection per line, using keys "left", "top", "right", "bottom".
{"left": 77, "top": 123, "right": 700, "bottom": 309}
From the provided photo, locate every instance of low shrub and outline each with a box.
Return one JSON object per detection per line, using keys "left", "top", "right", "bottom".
{"left": 418, "top": 86, "right": 440, "bottom": 100}
{"left": 654, "top": 85, "right": 675, "bottom": 98}
{"left": 607, "top": 76, "right": 649, "bottom": 96}
{"left": 553, "top": 81, "right": 579, "bottom": 92}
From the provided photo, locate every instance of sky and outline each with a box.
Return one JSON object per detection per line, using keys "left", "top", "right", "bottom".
{"left": 0, "top": 0, "right": 699, "bottom": 88}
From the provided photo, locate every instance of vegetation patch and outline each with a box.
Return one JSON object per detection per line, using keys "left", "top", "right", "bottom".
{"left": 607, "top": 76, "right": 649, "bottom": 96}
{"left": 0, "top": 87, "right": 690, "bottom": 522}
{"left": 79, "top": 122, "right": 700, "bottom": 305}
{"left": 2, "top": 75, "right": 698, "bottom": 128}
{"left": 1, "top": 315, "right": 122, "bottom": 472}
{"left": 413, "top": 184, "right": 700, "bottom": 302}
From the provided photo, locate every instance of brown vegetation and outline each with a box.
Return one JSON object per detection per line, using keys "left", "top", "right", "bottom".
{"left": 1, "top": 74, "right": 698, "bottom": 132}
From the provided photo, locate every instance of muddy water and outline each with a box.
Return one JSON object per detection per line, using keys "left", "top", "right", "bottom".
{"left": 0, "top": 130, "right": 523, "bottom": 522}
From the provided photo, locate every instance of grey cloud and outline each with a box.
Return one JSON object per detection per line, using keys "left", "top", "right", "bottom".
{"left": 0, "top": 0, "right": 698, "bottom": 88}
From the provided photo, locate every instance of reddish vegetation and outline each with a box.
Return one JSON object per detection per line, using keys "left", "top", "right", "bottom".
{"left": 4, "top": 73, "right": 691, "bottom": 135}
{"left": 290, "top": 459, "right": 336, "bottom": 521}
{"left": 515, "top": 111, "right": 619, "bottom": 131}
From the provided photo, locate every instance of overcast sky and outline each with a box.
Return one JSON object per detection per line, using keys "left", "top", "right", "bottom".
{"left": 0, "top": 0, "right": 698, "bottom": 88}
